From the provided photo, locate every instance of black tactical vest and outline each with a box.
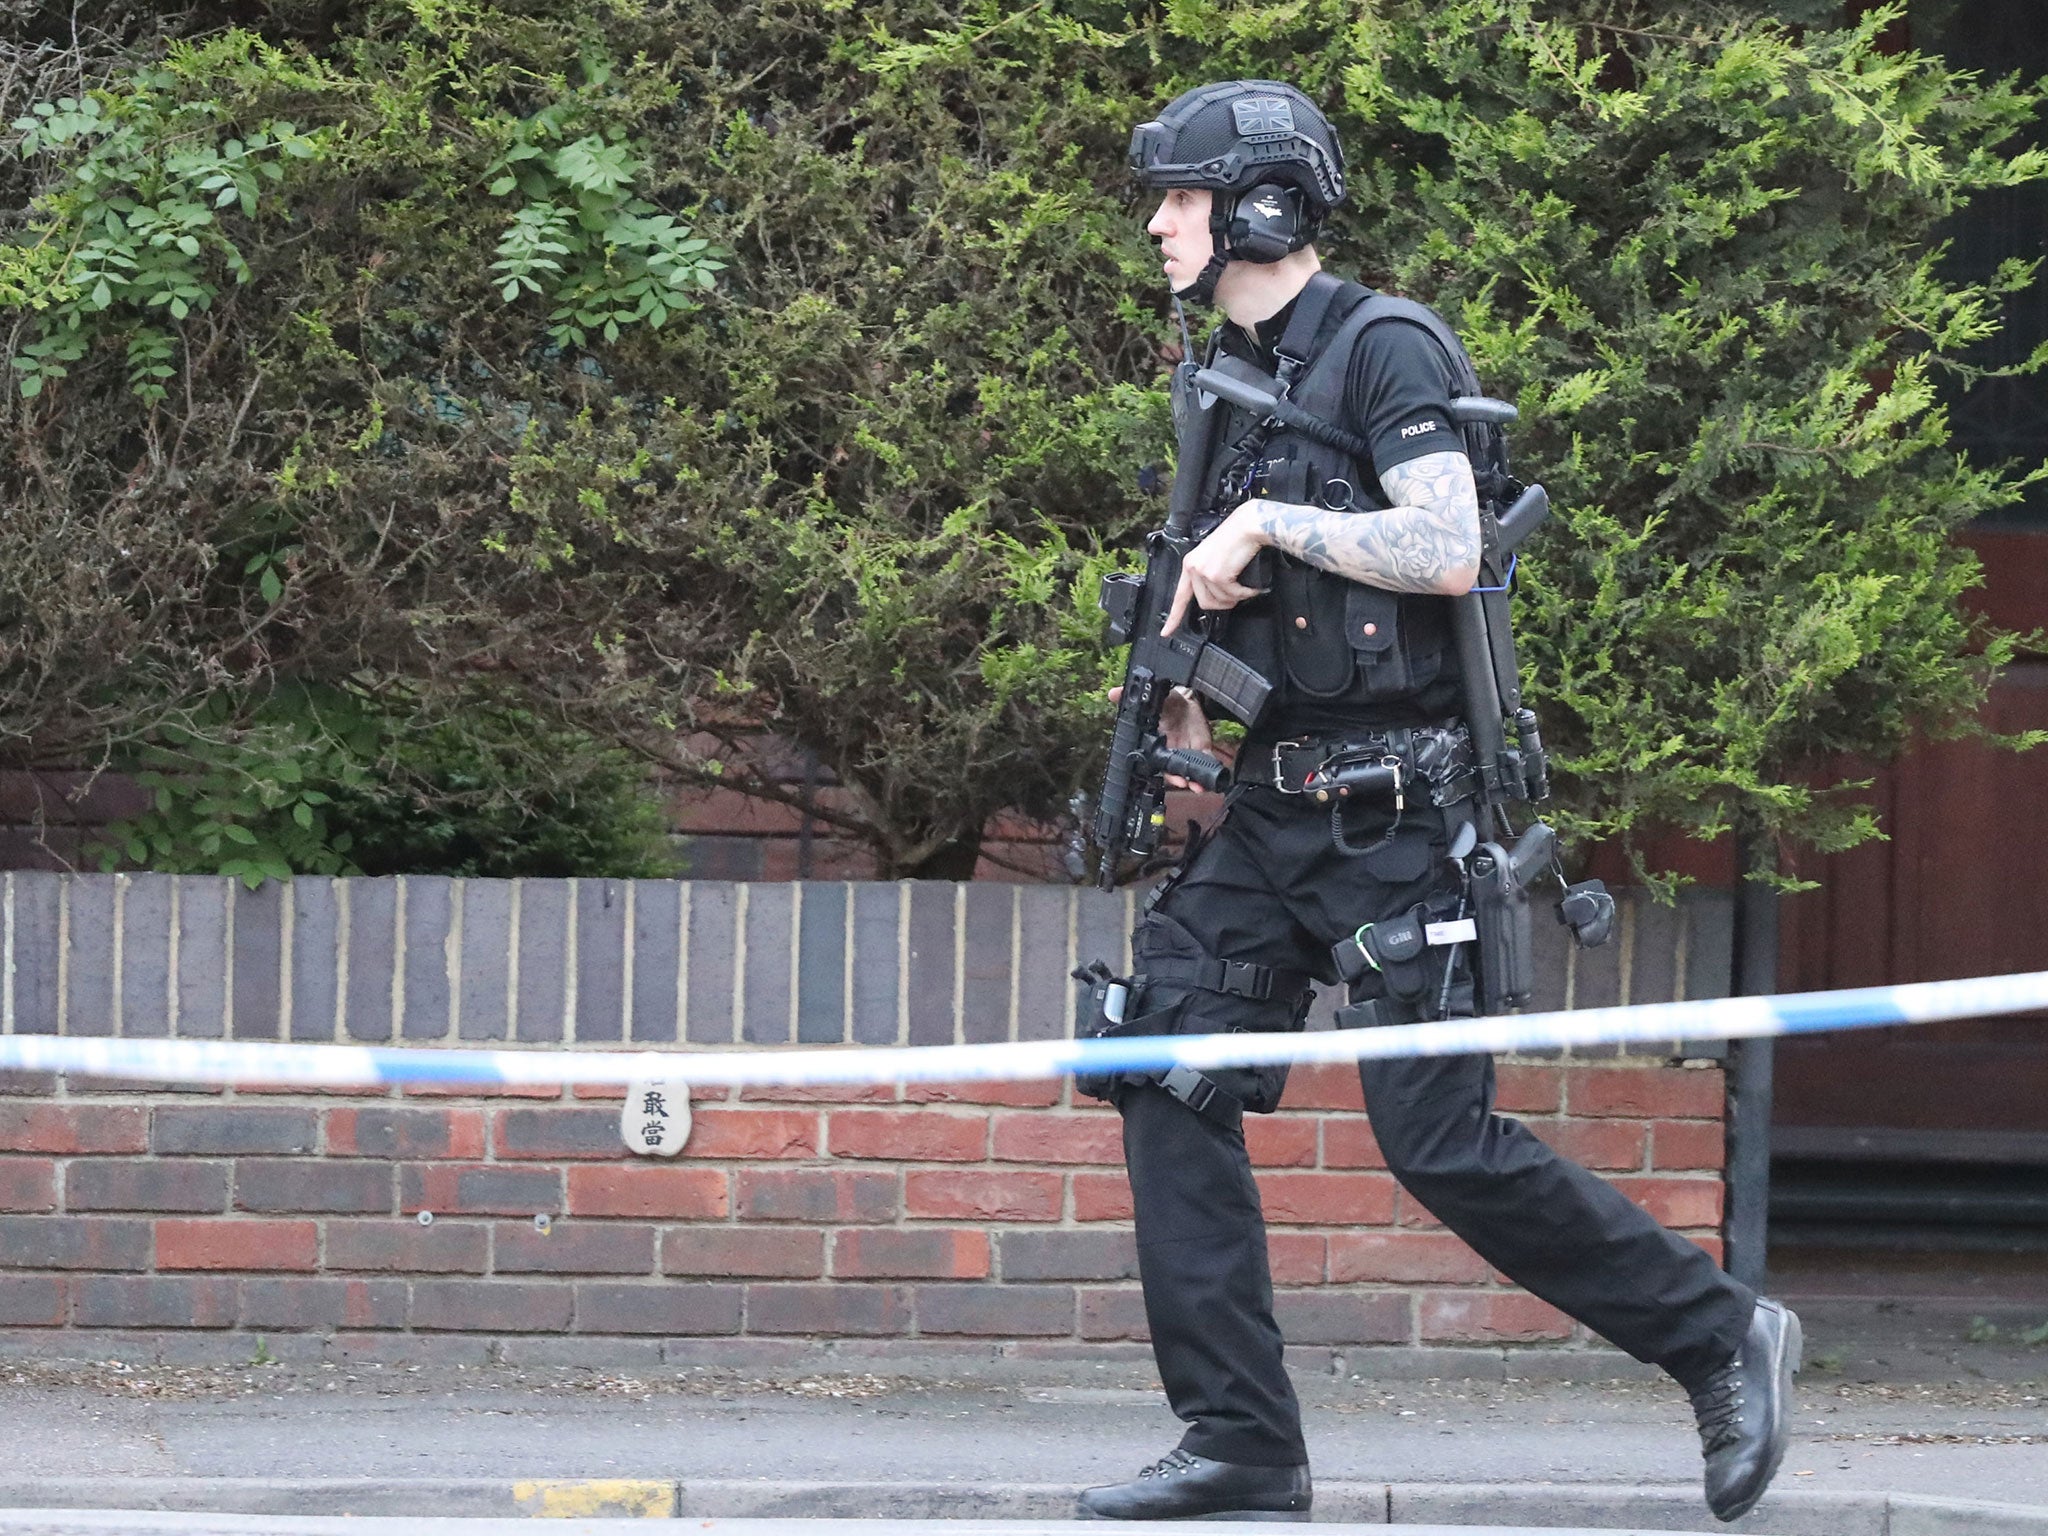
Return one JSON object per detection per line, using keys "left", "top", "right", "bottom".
{"left": 1193, "top": 275, "right": 1464, "bottom": 740}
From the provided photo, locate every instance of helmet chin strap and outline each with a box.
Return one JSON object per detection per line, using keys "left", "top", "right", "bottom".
{"left": 1183, "top": 192, "right": 1241, "bottom": 307}
{"left": 1176, "top": 249, "right": 1232, "bottom": 308}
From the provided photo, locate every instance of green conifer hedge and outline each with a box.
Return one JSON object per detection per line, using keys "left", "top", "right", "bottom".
{"left": 0, "top": 0, "right": 2039, "bottom": 879}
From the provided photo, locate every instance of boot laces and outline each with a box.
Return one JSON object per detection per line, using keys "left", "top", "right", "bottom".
{"left": 1139, "top": 1449, "right": 1202, "bottom": 1480}
{"left": 1688, "top": 1367, "right": 1748, "bottom": 1455}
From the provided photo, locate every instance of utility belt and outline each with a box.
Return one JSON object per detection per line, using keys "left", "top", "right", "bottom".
{"left": 1246, "top": 724, "right": 1479, "bottom": 809}
{"left": 1240, "top": 723, "right": 1477, "bottom": 861}
{"left": 1249, "top": 724, "right": 1609, "bottom": 1021}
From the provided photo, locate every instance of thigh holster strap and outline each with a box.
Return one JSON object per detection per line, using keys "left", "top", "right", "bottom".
{"left": 1157, "top": 1064, "right": 1244, "bottom": 1131}
{"left": 1073, "top": 1009, "right": 1244, "bottom": 1130}
{"left": 1139, "top": 955, "right": 1304, "bottom": 1003}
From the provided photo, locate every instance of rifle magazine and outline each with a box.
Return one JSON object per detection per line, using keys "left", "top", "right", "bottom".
{"left": 1191, "top": 646, "right": 1274, "bottom": 726}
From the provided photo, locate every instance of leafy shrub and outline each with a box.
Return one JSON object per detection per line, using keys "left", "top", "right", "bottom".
{"left": 2, "top": 0, "right": 2041, "bottom": 883}
{"left": 98, "top": 686, "right": 679, "bottom": 884}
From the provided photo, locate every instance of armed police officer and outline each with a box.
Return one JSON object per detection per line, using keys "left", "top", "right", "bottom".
{"left": 1075, "top": 80, "right": 1801, "bottom": 1524}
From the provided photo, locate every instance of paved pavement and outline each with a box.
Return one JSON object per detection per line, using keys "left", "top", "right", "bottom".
{"left": 0, "top": 1367, "right": 2037, "bottom": 1503}
{"left": 0, "top": 1300, "right": 2034, "bottom": 1531}
{"left": 0, "top": 1522, "right": 1759, "bottom": 1535}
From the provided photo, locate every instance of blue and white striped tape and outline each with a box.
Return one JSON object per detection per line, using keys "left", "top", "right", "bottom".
{"left": 0, "top": 969, "right": 2041, "bottom": 1089}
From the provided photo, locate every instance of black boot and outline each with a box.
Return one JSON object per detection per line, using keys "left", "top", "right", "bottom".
{"left": 1076, "top": 1449, "right": 1311, "bottom": 1522}
{"left": 1689, "top": 1297, "right": 1803, "bottom": 1522}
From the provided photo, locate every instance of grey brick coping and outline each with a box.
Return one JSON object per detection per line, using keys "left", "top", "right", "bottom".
{"left": 0, "top": 874, "right": 1730, "bottom": 1058}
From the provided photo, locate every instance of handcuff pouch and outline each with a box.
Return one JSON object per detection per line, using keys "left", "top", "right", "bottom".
{"left": 1332, "top": 902, "right": 1439, "bottom": 1002}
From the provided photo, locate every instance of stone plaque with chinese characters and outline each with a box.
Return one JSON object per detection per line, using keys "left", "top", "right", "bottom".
{"left": 620, "top": 1077, "right": 691, "bottom": 1157}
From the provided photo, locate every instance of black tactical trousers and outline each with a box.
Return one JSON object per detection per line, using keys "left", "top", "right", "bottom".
{"left": 1113, "top": 782, "right": 1756, "bottom": 1469}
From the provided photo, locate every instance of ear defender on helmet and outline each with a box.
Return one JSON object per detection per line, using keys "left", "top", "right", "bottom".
{"left": 1128, "top": 80, "right": 1346, "bottom": 306}
{"left": 1224, "top": 181, "right": 1310, "bottom": 264}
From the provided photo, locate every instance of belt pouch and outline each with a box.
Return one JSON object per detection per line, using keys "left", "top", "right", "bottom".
{"left": 1333, "top": 904, "right": 1437, "bottom": 1002}
{"left": 1275, "top": 560, "right": 1356, "bottom": 696}
{"left": 1074, "top": 965, "right": 1135, "bottom": 1102}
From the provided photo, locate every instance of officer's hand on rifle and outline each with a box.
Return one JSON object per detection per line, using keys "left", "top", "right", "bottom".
{"left": 1160, "top": 504, "right": 1269, "bottom": 636}
{"left": 1106, "top": 684, "right": 1216, "bottom": 793}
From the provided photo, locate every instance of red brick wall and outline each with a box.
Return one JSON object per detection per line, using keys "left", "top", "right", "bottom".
{"left": 0, "top": 869, "right": 1730, "bottom": 1364}
{"left": 0, "top": 1058, "right": 1724, "bottom": 1362}
{"left": 669, "top": 785, "right": 1065, "bottom": 883}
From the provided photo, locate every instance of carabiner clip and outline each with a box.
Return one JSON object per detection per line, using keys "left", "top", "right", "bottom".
{"left": 1350, "top": 923, "right": 1382, "bottom": 972}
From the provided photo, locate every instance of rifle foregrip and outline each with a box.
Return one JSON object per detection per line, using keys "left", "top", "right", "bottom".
{"left": 1188, "top": 366, "right": 1374, "bottom": 462}
{"left": 1160, "top": 748, "right": 1231, "bottom": 793}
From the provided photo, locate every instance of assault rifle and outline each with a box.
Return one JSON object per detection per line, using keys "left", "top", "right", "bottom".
{"left": 1090, "top": 356, "right": 1279, "bottom": 890}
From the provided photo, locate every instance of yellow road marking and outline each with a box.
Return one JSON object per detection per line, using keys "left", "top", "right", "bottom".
{"left": 511, "top": 1478, "right": 677, "bottom": 1518}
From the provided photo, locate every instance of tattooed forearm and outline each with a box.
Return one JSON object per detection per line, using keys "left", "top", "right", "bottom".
{"left": 1242, "top": 450, "right": 1482, "bottom": 595}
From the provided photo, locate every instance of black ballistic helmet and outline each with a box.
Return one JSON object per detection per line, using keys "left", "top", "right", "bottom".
{"left": 1129, "top": 80, "right": 1346, "bottom": 304}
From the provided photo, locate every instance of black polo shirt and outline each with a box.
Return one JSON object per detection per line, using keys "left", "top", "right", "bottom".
{"left": 1207, "top": 285, "right": 1468, "bottom": 736}
{"left": 1216, "top": 294, "right": 1461, "bottom": 503}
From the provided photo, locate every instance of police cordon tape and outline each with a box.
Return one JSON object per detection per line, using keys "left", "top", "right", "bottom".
{"left": 0, "top": 969, "right": 2044, "bottom": 1089}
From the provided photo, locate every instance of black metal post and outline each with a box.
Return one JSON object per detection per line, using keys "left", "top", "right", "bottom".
{"left": 795, "top": 751, "right": 819, "bottom": 881}
{"left": 1724, "top": 829, "right": 1780, "bottom": 1290}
